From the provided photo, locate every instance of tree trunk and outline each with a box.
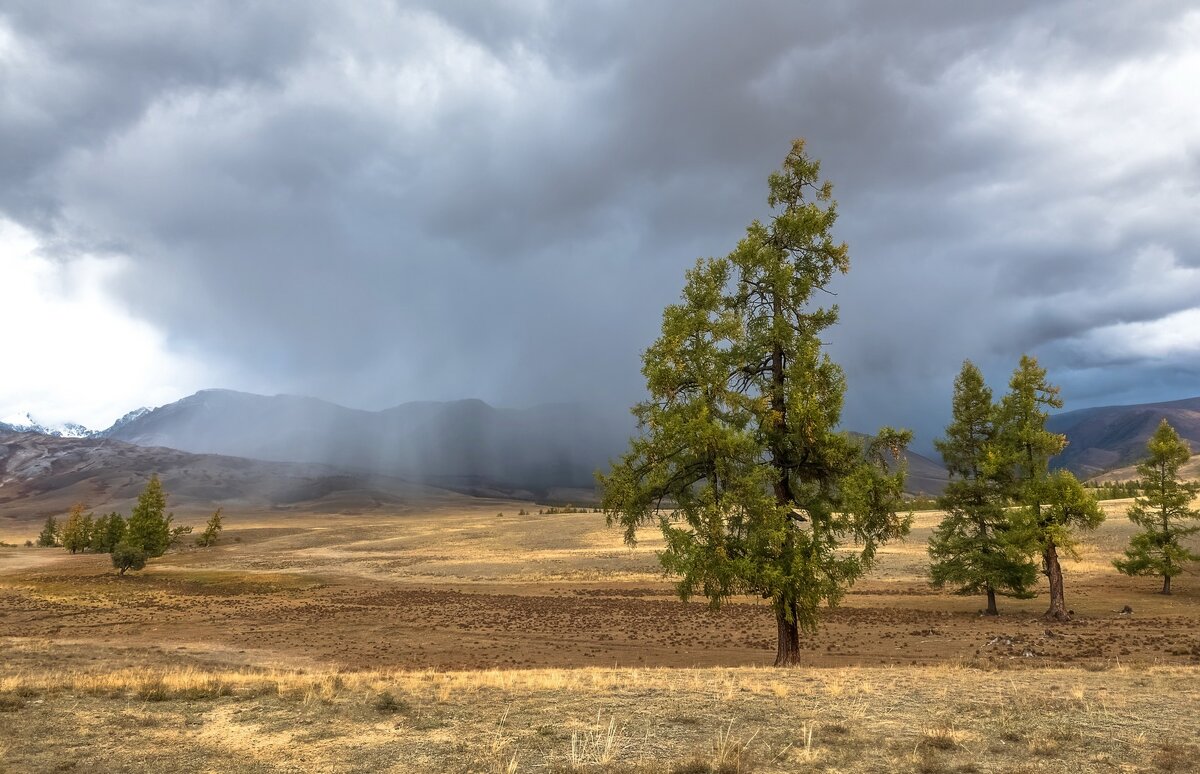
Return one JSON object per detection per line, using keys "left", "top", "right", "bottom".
{"left": 774, "top": 601, "right": 801, "bottom": 666}
{"left": 1162, "top": 575, "right": 1172, "bottom": 595}
{"left": 985, "top": 586, "right": 998, "bottom": 616}
{"left": 1043, "top": 542, "right": 1069, "bottom": 621}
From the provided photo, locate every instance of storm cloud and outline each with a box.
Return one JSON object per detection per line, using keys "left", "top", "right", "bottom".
{"left": 2, "top": 1, "right": 1198, "bottom": 449}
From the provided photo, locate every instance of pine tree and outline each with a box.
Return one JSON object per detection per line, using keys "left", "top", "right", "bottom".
{"left": 126, "top": 475, "right": 173, "bottom": 558}
{"left": 995, "top": 355, "right": 1102, "bottom": 621}
{"left": 599, "top": 139, "right": 911, "bottom": 665}
{"left": 1114, "top": 419, "right": 1200, "bottom": 594}
{"left": 195, "top": 508, "right": 224, "bottom": 547}
{"left": 60, "top": 504, "right": 94, "bottom": 554}
{"left": 928, "top": 361, "right": 1037, "bottom": 614}
{"left": 36, "top": 515, "right": 60, "bottom": 547}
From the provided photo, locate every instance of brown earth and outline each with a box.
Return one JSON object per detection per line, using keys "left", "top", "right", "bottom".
{"left": 3, "top": 500, "right": 1198, "bottom": 672}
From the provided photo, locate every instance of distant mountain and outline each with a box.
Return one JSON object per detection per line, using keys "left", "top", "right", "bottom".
{"left": 847, "top": 432, "right": 947, "bottom": 495}
{"left": 101, "top": 390, "right": 633, "bottom": 498}
{"left": 0, "top": 412, "right": 96, "bottom": 439}
{"left": 1049, "top": 396, "right": 1200, "bottom": 478}
{"left": 0, "top": 430, "right": 464, "bottom": 522}
{"left": 100, "top": 390, "right": 947, "bottom": 498}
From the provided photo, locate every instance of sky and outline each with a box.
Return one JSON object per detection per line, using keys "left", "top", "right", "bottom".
{"left": 1, "top": 2, "right": 1198, "bottom": 451}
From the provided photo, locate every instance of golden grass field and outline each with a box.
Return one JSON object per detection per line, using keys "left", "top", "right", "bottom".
{"left": 1, "top": 498, "right": 1198, "bottom": 772}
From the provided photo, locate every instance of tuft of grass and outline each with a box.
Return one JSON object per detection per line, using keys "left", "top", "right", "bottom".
{"left": 569, "top": 713, "right": 622, "bottom": 769}
{"left": 136, "top": 676, "right": 169, "bottom": 702}
{"left": 373, "top": 690, "right": 409, "bottom": 714}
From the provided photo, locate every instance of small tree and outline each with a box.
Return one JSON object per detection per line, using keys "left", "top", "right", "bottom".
{"left": 126, "top": 475, "right": 173, "bottom": 557}
{"left": 111, "top": 540, "right": 147, "bottom": 576}
{"left": 1114, "top": 419, "right": 1200, "bottom": 594}
{"left": 60, "top": 504, "right": 94, "bottom": 554}
{"left": 995, "top": 356, "right": 1102, "bottom": 621}
{"left": 195, "top": 508, "right": 224, "bottom": 547}
{"left": 928, "top": 361, "right": 1037, "bottom": 614}
{"left": 36, "top": 515, "right": 60, "bottom": 547}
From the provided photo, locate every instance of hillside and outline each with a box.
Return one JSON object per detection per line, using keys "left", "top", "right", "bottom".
{"left": 0, "top": 431, "right": 464, "bottom": 523}
{"left": 1049, "top": 396, "right": 1200, "bottom": 477}
{"left": 101, "top": 390, "right": 950, "bottom": 497}
{"left": 101, "top": 390, "right": 631, "bottom": 499}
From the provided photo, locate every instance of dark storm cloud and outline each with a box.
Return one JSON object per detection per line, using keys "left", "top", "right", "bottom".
{"left": 2, "top": 1, "right": 1198, "bottom": 449}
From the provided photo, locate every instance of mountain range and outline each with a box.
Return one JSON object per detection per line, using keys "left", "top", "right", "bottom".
{"left": 5, "top": 390, "right": 1199, "bottom": 520}
{"left": 0, "top": 430, "right": 465, "bottom": 522}
{"left": 1046, "top": 396, "right": 1200, "bottom": 478}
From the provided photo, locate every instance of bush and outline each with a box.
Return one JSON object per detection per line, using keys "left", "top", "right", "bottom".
{"left": 112, "top": 541, "right": 148, "bottom": 576}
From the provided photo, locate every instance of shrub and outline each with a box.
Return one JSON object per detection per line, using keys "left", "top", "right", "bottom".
{"left": 112, "top": 541, "right": 148, "bottom": 576}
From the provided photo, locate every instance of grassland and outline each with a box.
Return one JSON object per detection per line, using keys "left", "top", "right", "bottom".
{"left": 1, "top": 499, "right": 1198, "bottom": 771}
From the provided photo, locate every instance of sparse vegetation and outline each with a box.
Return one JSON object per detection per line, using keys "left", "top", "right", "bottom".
{"left": 1083, "top": 480, "right": 1141, "bottom": 500}
{"left": 194, "top": 507, "right": 224, "bottom": 547}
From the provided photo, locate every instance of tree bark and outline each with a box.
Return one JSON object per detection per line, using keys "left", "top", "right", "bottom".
{"left": 985, "top": 586, "right": 998, "bottom": 616}
{"left": 1043, "top": 542, "right": 1070, "bottom": 621}
{"left": 774, "top": 601, "right": 801, "bottom": 666}
{"left": 1162, "top": 574, "right": 1172, "bottom": 595}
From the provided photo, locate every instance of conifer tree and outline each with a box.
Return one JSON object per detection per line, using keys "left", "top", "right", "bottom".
{"left": 996, "top": 355, "right": 1102, "bottom": 621}
{"left": 126, "top": 475, "right": 173, "bottom": 557}
{"left": 600, "top": 139, "right": 911, "bottom": 665}
{"left": 195, "top": 508, "right": 224, "bottom": 547}
{"left": 928, "top": 361, "right": 1036, "bottom": 614}
{"left": 36, "top": 515, "right": 60, "bottom": 547}
{"left": 1114, "top": 419, "right": 1200, "bottom": 594}
{"left": 90, "top": 512, "right": 126, "bottom": 554}
{"left": 60, "top": 504, "right": 94, "bottom": 554}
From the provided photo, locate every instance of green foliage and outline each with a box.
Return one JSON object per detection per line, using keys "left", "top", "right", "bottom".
{"left": 928, "top": 361, "right": 1037, "bottom": 608}
{"left": 1083, "top": 480, "right": 1141, "bottom": 500}
{"left": 60, "top": 504, "right": 95, "bottom": 554}
{"left": 1114, "top": 419, "right": 1200, "bottom": 589}
{"left": 36, "top": 515, "right": 60, "bottom": 547}
{"left": 994, "top": 355, "right": 1102, "bottom": 616}
{"left": 89, "top": 513, "right": 126, "bottom": 554}
{"left": 126, "top": 475, "right": 173, "bottom": 557}
{"left": 195, "top": 508, "right": 224, "bottom": 547}
{"left": 1028, "top": 470, "right": 1106, "bottom": 558}
{"left": 540, "top": 504, "right": 588, "bottom": 514}
{"left": 598, "top": 139, "right": 911, "bottom": 656}
{"left": 111, "top": 540, "right": 147, "bottom": 576}
{"left": 169, "top": 524, "right": 193, "bottom": 547}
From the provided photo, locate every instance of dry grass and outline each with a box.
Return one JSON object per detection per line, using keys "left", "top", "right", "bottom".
{"left": 2, "top": 501, "right": 1199, "bottom": 771}
{"left": 1, "top": 639, "right": 1197, "bottom": 772}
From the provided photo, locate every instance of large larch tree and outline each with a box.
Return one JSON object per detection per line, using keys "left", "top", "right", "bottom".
{"left": 599, "top": 139, "right": 911, "bottom": 666}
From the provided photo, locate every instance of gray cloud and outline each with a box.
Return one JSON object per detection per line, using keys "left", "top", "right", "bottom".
{"left": 2, "top": 1, "right": 1198, "bottom": 451}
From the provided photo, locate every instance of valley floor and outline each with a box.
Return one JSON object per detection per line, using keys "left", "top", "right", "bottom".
{"left": 1, "top": 502, "right": 1198, "bottom": 771}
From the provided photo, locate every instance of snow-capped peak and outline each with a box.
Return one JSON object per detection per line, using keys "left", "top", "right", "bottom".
{"left": 0, "top": 411, "right": 97, "bottom": 438}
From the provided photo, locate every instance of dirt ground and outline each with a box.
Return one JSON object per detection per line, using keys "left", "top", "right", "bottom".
{"left": 2, "top": 500, "right": 1200, "bottom": 772}
{"left": 2, "top": 501, "right": 1199, "bottom": 672}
